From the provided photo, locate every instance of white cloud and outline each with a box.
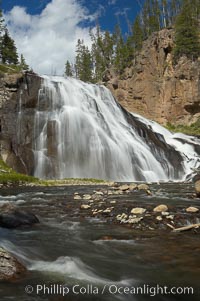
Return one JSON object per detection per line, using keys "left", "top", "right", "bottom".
{"left": 4, "top": 0, "right": 96, "bottom": 75}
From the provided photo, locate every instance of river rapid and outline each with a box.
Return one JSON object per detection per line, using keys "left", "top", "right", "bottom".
{"left": 0, "top": 183, "right": 200, "bottom": 301}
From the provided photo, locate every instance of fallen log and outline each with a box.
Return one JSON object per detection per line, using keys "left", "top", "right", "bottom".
{"left": 166, "top": 223, "right": 175, "bottom": 230}
{"left": 172, "top": 223, "right": 200, "bottom": 233}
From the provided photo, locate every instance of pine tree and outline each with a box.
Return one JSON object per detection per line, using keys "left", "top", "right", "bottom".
{"left": 1, "top": 29, "right": 18, "bottom": 65}
{"left": 142, "top": 0, "right": 151, "bottom": 38}
{"left": 149, "top": 0, "right": 161, "bottom": 33}
{"left": 75, "top": 39, "right": 93, "bottom": 82}
{"left": 174, "top": 0, "right": 200, "bottom": 61}
{"left": 80, "top": 45, "right": 93, "bottom": 82}
{"left": 90, "top": 26, "right": 114, "bottom": 81}
{"left": 132, "top": 15, "right": 143, "bottom": 52}
{"left": 20, "top": 54, "right": 29, "bottom": 71}
{"left": 75, "top": 39, "right": 83, "bottom": 78}
{"left": 102, "top": 31, "right": 114, "bottom": 69}
{"left": 0, "top": 8, "right": 5, "bottom": 37}
{"left": 113, "top": 24, "right": 129, "bottom": 74}
{"left": 161, "top": 0, "right": 168, "bottom": 28}
{"left": 65, "top": 60, "right": 73, "bottom": 77}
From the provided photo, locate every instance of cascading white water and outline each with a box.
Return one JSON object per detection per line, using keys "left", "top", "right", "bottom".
{"left": 33, "top": 76, "right": 200, "bottom": 182}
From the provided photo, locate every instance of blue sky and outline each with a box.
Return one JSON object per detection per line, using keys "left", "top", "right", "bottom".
{"left": 2, "top": 0, "right": 143, "bottom": 74}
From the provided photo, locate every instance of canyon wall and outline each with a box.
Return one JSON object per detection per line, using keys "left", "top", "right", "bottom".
{"left": 0, "top": 72, "right": 41, "bottom": 175}
{"left": 104, "top": 29, "right": 200, "bottom": 126}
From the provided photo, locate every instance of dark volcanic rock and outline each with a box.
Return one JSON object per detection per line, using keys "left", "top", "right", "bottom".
{"left": 0, "top": 247, "right": 26, "bottom": 281}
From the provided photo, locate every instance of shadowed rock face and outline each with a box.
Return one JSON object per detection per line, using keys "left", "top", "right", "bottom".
{"left": 104, "top": 28, "right": 200, "bottom": 126}
{"left": 0, "top": 72, "right": 42, "bottom": 175}
{"left": 0, "top": 247, "right": 26, "bottom": 281}
{"left": 122, "top": 106, "right": 184, "bottom": 179}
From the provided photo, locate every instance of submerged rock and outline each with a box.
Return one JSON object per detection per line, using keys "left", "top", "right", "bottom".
{"left": 0, "top": 205, "right": 39, "bottom": 229}
{"left": 99, "top": 236, "right": 113, "bottom": 241}
{"left": 0, "top": 247, "right": 26, "bottom": 281}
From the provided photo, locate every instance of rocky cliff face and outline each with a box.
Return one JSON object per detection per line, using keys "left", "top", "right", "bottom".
{"left": 104, "top": 29, "right": 200, "bottom": 126}
{"left": 0, "top": 72, "right": 41, "bottom": 175}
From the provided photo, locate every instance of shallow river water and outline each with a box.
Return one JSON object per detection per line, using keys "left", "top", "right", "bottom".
{"left": 0, "top": 183, "right": 200, "bottom": 301}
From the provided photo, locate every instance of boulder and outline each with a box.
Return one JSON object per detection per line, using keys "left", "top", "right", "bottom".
{"left": 0, "top": 205, "right": 39, "bottom": 229}
{"left": 118, "top": 184, "right": 130, "bottom": 191}
{"left": 131, "top": 208, "right": 146, "bottom": 215}
{"left": 110, "top": 200, "right": 116, "bottom": 204}
{"left": 92, "top": 194, "right": 103, "bottom": 201}
{"left": 94, "top": 191, "right": 104, "bottom": 195}
{"left": 138, "top": 184, "right": 149, "bottom": 191}
{"left": 129, "top": 183, "right": 138, "bottom": 190}
{"left": 195, "top": 180, "right": 200, "bottom": 197}
{"left": 80, "top": 204, "right": 91, "bottom": 210}
{"left": 128, "top": 216, "right": 143, "bottom": 224}
{"left": 186, "top": 207, "right": 199, "bottom": 213}
{"left": 83, "top": 194, "right": 92, "bottom": 200}
{"left": 103, "top": 208, "right": 113, "bottom": 214}
{"left": 0, "top": 247, "right": 26, "bottom": 281}
{"left": 153, "top": 204, "right": 168, "bottom": 213}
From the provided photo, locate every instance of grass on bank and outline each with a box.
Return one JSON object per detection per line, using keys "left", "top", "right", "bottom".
{"left": 165, "top": 118, "right": 200, "bottom": 136}
{"left": 0, "top": 159, "right": 105, "bottom": 185}
{"left": 0, "top": 159, "right": 37, "bottom": 184}
{"left": 0, "top": 64, "right": 23, "bottom": 75}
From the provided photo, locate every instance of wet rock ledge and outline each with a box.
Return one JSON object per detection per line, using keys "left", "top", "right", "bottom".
{"left": 0, "top": 247, "right": 26, "bottom": 281}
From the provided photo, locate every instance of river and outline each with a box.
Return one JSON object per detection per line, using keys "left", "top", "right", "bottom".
{"left": 0, "top": 183, "right": 200, "bottom": 301}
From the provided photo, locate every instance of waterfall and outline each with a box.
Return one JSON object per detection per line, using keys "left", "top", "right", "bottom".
{"left": 33, "top": 76, "right": 200, "bottom": 182}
